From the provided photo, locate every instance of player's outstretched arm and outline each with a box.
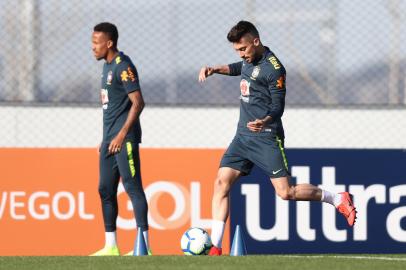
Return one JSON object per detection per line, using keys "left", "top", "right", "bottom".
{"left": 198, "top": 65, "right": 230, "bottom": 82}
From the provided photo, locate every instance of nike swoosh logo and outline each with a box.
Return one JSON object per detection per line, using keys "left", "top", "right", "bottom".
{"left": 272, "top": 169, "right": 283, "bottom": 174}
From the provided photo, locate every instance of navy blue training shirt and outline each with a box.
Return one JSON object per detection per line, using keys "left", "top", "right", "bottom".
{"left": 228, "top": 47, "right": 286, "bottom": 138}
{"left": 100, "top": 52, "right": 142, "bottom": 143}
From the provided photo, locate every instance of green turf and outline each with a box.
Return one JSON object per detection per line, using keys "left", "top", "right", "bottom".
{"left": 1, "top": 255, "right": 405, "bottom": 270}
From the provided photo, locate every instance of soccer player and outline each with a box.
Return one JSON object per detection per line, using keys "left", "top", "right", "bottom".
{"left": 198, "top": 21, "right": 357, "bottom": 256}
{"left": 91, "top": 22, "right": 150, "bottom": 256}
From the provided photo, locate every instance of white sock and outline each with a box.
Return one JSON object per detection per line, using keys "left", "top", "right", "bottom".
{"left": 321, "top": 190, "right": 342, "bottom": 207}
{"left": 143, "top": 230, "right": 150, "bottom": 250}
{"left": 211, "top": 220, "right": 225, "bottom": 248}
{"left": 105, "top": 231, "right": 117, "bottom": 247}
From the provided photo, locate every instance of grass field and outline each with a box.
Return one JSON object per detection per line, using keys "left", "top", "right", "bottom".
{"left": 1, "top": 255, "right": 406, "bottom": 270}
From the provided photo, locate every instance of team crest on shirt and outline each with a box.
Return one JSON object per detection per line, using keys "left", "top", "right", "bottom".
{"left": 240, "top": 79, "right": 250, "bottom": 103}
{"left": 106, "top": 71, "right": 113, "bottom": 85}
{"left": 250, "top": 66, "right": 260, "bottom": 80}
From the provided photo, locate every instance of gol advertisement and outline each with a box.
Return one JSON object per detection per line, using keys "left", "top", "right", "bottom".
{"left": 0, "top": 148, "right": 230, "bottom": 255}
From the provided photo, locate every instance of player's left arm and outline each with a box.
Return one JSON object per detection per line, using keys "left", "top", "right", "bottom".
{"left": 108, "top": 63, "right": 144, "bottom": 154}
{"left": 109, "top": 92, "right": 144, "bottom": 154}
{"left": 247, "top": 69, "right": 286, "bottom": 132}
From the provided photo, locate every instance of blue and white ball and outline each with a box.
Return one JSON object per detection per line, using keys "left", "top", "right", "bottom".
{"left": 181, "top": 227, "right": 212, "bottom": 255}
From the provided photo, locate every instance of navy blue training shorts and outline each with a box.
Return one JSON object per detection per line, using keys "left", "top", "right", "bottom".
{"left": 220, "top": 134, "right": 290, "bottom": 178}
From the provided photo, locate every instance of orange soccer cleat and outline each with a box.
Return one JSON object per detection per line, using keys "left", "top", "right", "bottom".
{"left": 208, "top": 246, "right": 222, "bottom": 256}
{"left": 336, "top": 192, "right": 357, "bottom": 226}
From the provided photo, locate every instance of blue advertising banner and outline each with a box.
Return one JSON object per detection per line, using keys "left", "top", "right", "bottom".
{"left": 230, "top": 149, "right": 406, "bottom": 253}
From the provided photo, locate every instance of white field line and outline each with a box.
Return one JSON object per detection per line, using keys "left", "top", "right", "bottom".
{"left": 277, "top": 255, "right": 406, "bottom": 262}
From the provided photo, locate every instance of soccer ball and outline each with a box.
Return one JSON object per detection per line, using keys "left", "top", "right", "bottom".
{"left": 180, "top": 227, "right": 212, "bottom": 255}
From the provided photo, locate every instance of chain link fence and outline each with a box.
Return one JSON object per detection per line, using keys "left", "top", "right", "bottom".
{"left": 0, "top": 0, "right": 405, "bottom": 147}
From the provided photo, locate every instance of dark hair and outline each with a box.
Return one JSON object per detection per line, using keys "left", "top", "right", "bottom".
{"left": 94, "top": 22, "right": 119, "bottom": 48}
{"left": 227, "top": 21, "right": 259, "bottom": 42}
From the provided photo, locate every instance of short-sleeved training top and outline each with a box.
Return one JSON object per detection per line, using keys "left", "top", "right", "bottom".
{"left": 100, "top": 52, "right": 142, "bottom": 143}
{"left": 228, "top": 47, "right": 286, "bottom": 139}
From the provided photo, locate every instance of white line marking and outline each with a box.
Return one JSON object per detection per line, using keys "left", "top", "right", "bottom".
{"left": 277, "top": 255, "right": 406, "bottom": 262}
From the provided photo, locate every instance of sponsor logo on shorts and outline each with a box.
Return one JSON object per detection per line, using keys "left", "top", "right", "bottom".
{"left": 272, "top": 168, "right": 283, "bottom": 174}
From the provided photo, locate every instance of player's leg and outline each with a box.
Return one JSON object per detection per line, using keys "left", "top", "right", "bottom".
{"left": 116, "top": 141, "right": 150, "bottom": 254}
{"left": 267, "top": 137, "right": 356, "bottom": 226}
{"left": 212, "top": 167, "right": 242, "bottom": 221}
{"left": 209, "top": 135, "right": 253, "bottom": 255}
{"left": 270, "top": 176, "right": 357, "bottom": 226}
{"left": 271, "top": 176, "right": 322, "bottom": 201}
{"left": 91, "top": 142, "right": 121, "bottom": 256}
{"left": 210, "top": 167, "right": 241, "bottom": 255}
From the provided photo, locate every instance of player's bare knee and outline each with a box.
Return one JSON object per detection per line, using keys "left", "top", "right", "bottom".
{"left": 214, "top": 176, "right": 231, "bottom": 195}
{"left": 276, "top": 187, "right": 294, "bottom": 200}
{"left": 276, "top": 190, "right": 290, "bottom": 200}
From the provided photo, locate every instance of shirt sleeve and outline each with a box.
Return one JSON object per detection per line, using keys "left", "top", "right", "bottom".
{"left": 267, "top": 68, "right": 286, "bottom": 120}
{"left": 116, "top": 62, "right": 141, "bottom": 94}
{"left": 228, "top": 61, "right": 243, "bottom": 76}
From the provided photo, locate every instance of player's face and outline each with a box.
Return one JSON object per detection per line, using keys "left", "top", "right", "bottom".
{"left": 233, "top": 34, "right": 261, "bottom": 63}
{"left": 92, "top": 32, "right": 110, "bottom": 60}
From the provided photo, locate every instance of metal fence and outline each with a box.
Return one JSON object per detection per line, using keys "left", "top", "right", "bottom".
{"left": 1, "top": 0, "right": 406, "bottom": 106}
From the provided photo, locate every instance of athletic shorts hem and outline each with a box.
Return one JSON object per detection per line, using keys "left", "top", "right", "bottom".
{"left": 219, "top": 164, "right": 250, "bottom": 176}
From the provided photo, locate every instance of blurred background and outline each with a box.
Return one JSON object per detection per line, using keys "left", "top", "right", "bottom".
{"left": 2, "top": 0, "right": 406, "bottom": 105}
{"left": 0, "top": 0, "right": 406, "bottom": 147}
{"left": 0, "top": 0, "right": 405, "bottom": 148}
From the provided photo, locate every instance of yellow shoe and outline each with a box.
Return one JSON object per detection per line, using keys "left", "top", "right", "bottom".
{"left": 90, "top": 246, "right": 120, "bottom": 256}
{"left": 124, "top": 249, "right": 152, "bottom": 256}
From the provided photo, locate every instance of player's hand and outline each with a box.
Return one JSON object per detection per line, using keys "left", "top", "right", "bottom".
{"left": 247, "top": 119, "right": 265, "bottom": 133}
{"left": 108, "top": 133, "right": 125, "bottom": 155}
{"left": 198, "top": 66, "right": 215, "bottom": 82}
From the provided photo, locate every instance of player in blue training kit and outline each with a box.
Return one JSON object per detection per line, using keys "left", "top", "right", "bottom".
{"left": 91, "top": 22, "right": 150, "bottom": 256}
{"left": 198, "top": 21, "right": 357, "bottom": 256}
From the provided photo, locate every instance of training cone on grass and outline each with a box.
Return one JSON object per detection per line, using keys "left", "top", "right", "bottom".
{"left": 133, "top": 227, "right": 148, "bottom": 256}
{"left": 230, "top": 225, "right": 247, "bottom": 256}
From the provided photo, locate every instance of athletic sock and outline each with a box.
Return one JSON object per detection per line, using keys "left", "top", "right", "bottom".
{"left": 211, "top": 220, "right": 225, "bottom": 248}
{"left": 321, "top": 190, "right": 342, "bottom": 207}
{"left": 105, "top": 231, "right": 117, "bottom": 247}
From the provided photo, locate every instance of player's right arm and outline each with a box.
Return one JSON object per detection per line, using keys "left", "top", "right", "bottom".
{"left": 198, "top": 61, "right": 242, "bottom": 82}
